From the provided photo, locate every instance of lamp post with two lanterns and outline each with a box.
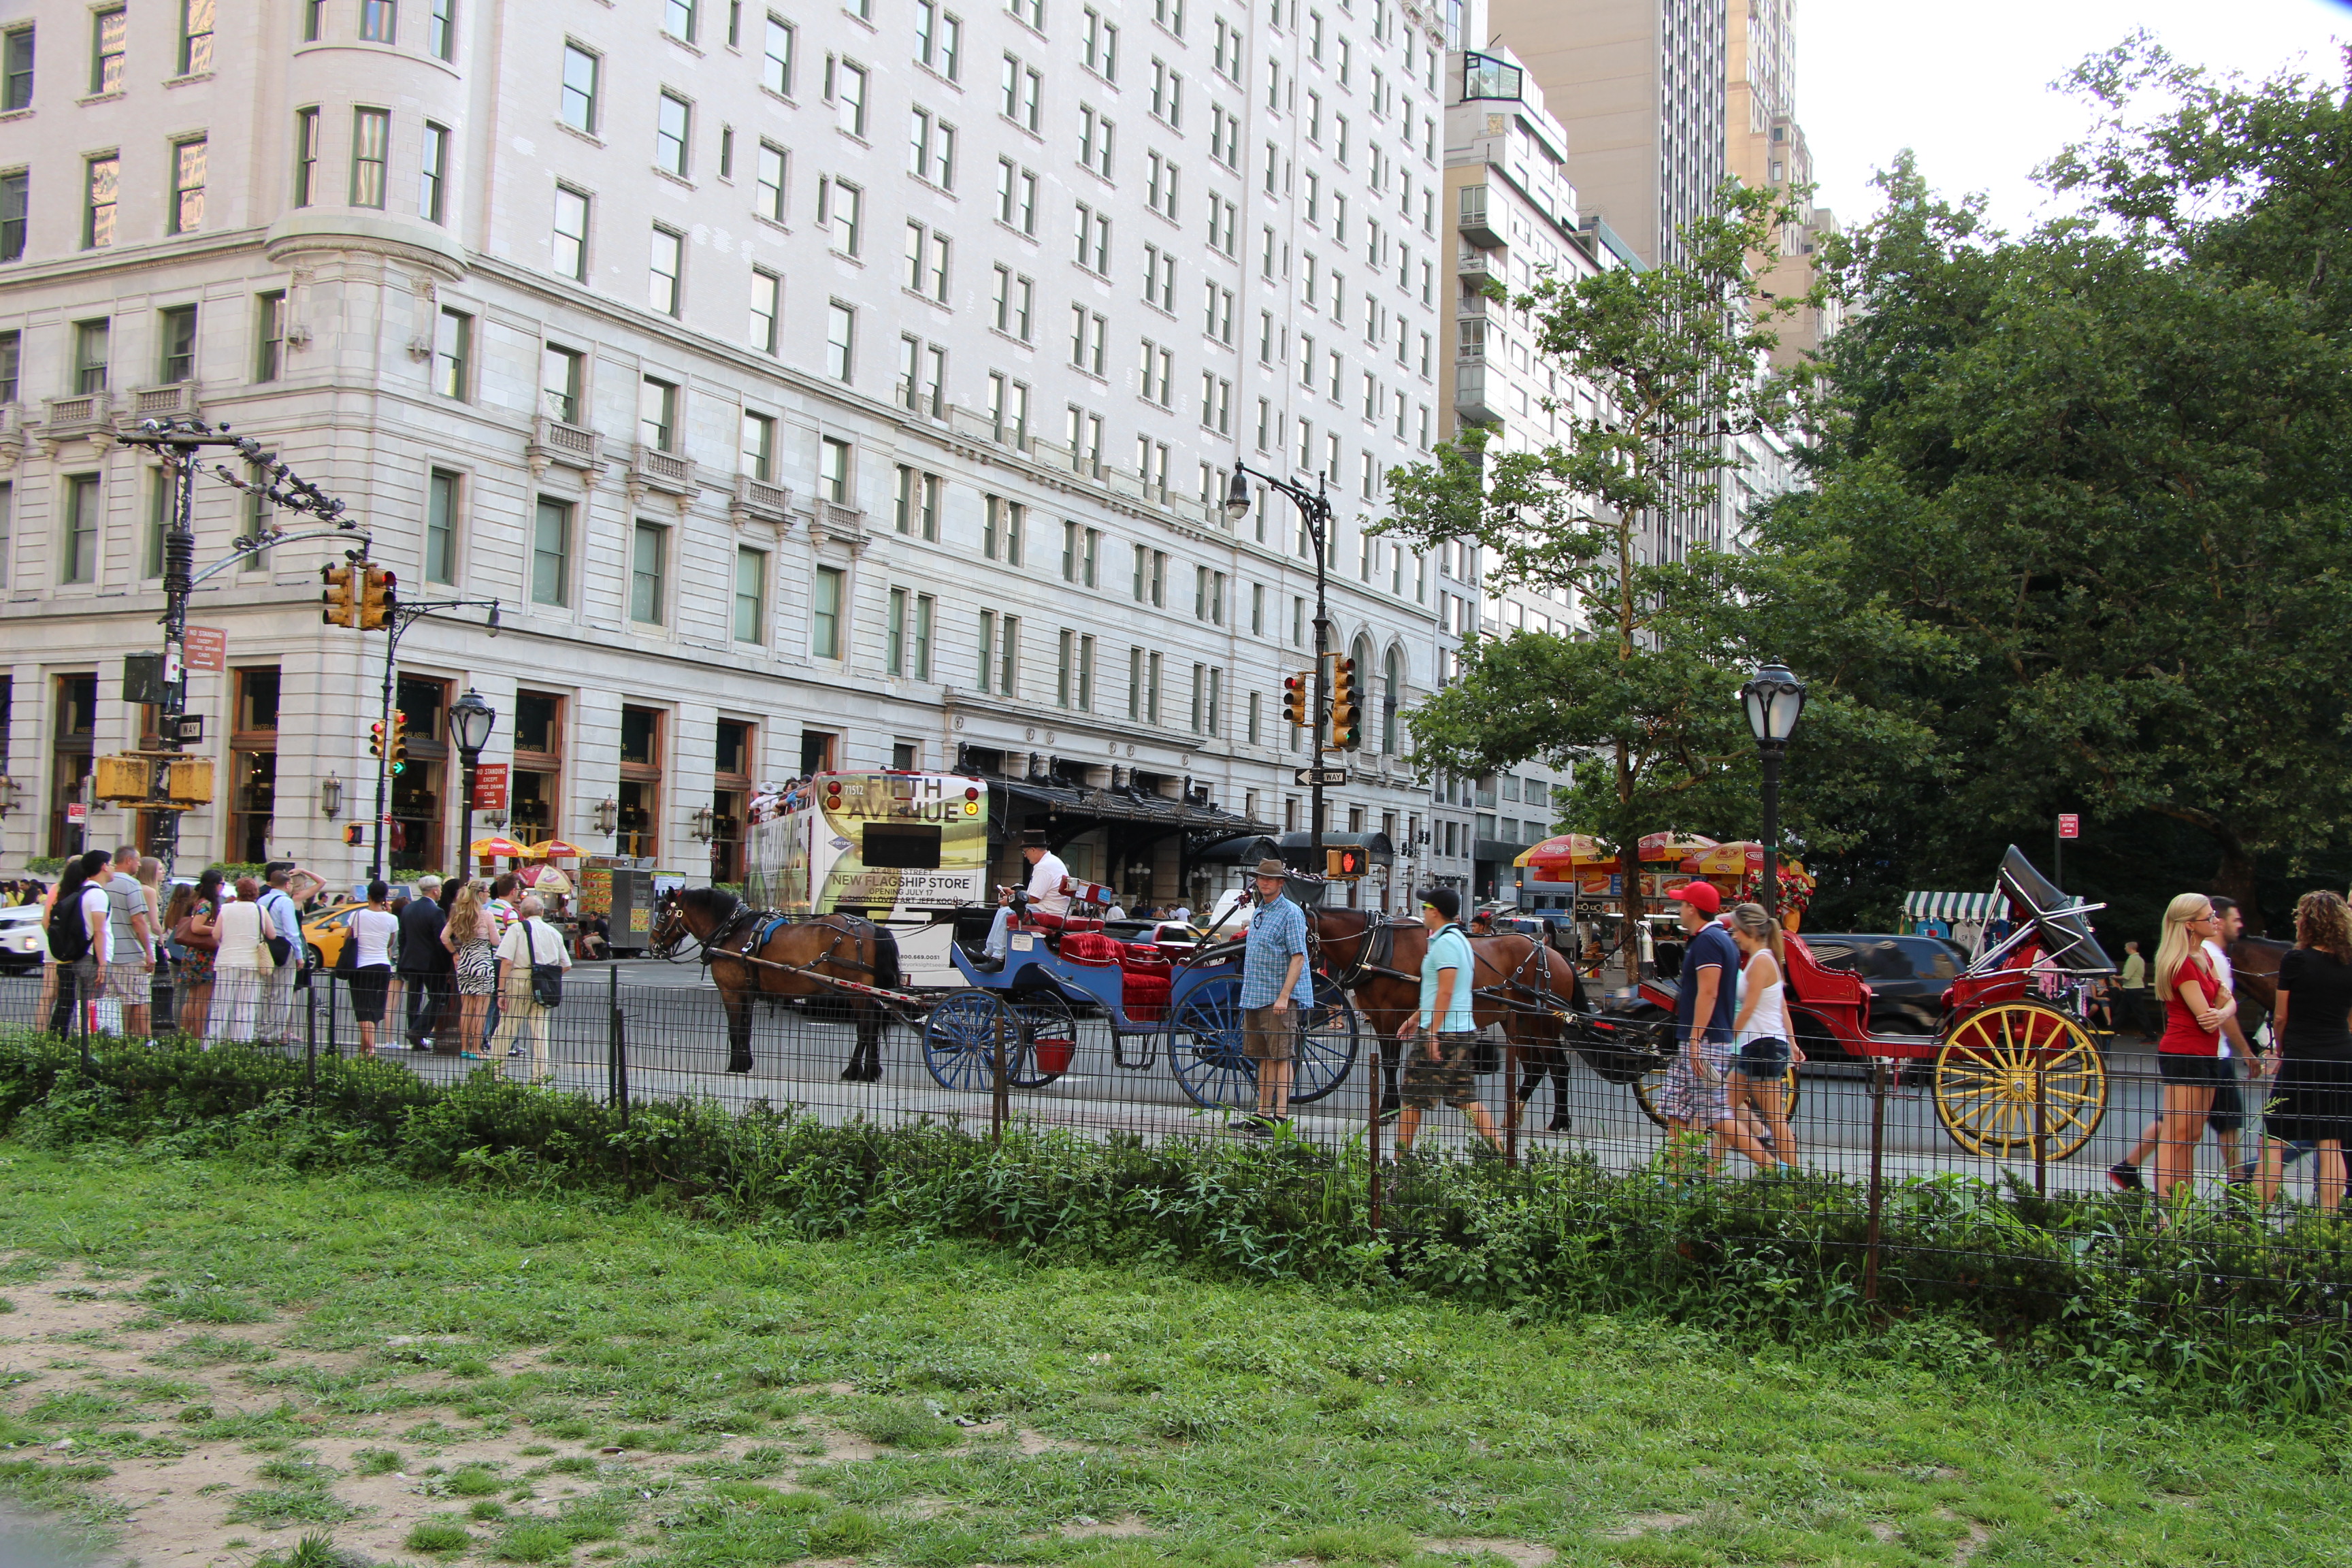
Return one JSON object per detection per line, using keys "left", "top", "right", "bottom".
{"left": 1737, "top": 661, "right": 1807, "bottom": 921}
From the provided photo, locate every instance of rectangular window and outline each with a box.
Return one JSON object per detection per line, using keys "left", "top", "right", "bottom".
{"left": 650, "top": 225, "right": 684, "bottom": 314}
{"left": 1149, "top": 58, "right": 1181, "bottom": 125}
{"left": 61, "top": 472, "right": 100, "bottom": 585}
{"left": 735, "top": 547, "right": 767, "bottom": 642}
{"left": 0, "top": 329, "right": 16, "bottom": 404}
{"left": 91, "top": 7, "right": 125, "bottom": 93}
{"left": 836, "top": 59, "right": 868, "bottom": 136}
{"left": 428, "top": 0, "right": 455, "bottom": 59}
{"left": 811, "top": 566, "right": 844, "bottom": 657}
{"left": 350, "top": 108, "right": 389, "bottom": 208}
{"left": 749, "top": 267, "right": 781, "bottom": 353}
{"left": 1056, "top": 628, "right": 1073, "bottom": 708}
{"left": 540, "top": 342, "right": 583, "bottom": 423}
{"left": 157, "top": 305, "right": 197, "bottom": 384}
{"left": 753, "top": 141, "right": 787, "bottom": 221}
{"left": 163, "top": 137, "right": 210, "bottom": 234}
{"left": 0, "top": 170, "right": 24, "bottom": 263}
{"left": 977, "top": 611, "right": 996, "bottom": 691}
{"left": 434, "top": 308, "right": 470, "bottom": 399}
{"left": 74, "top": 318, "right": 109, "bottom": 393}
{"left": 418, "top": 122, "right": 448, "bottom": 222}
{"left": 1127, "top": 646, "right": 1143, "bottom": 719}
{"left": 421, "top": 468, "right": 460, "bottom": 583}
{"left": 1, "top": 26, "right": 32, "bottom": 113}
{"left": 821, "top": 177, "right": 862, "bottom": 252}
{"left": 1146, "top": 651, "right": 1162, "bottom": 723}
{"left": 638, "top": 375, "right": 677, "bottom": 451}
{"left": 255, "top": 293, "right": 287, "bottom": 382}
{"left": 181, "top": 0, "right": 215, "bottom": 70}
{"left": 358, "top": 0, "right": 394, "bottom": 44}
{"left": 886, "top": 586, "right": 907, "bottom": 674}
{"left": 741, "top": 409, "right": 775, "bottom": 480}
{"left": 83, "top": 154, "right": 118, "bottom": 248}
{"left": 826, "top": 302, "right": 855, "bottom": 381}
{"left": 289, "top": 108, "right": 324, "bottom": 208}
{"left": 665, "top": 0, "right": 697, "bottom": 42}
{"left": 762, "top": 14, "right": 794, "bottom": 93}
{"left": 532, "top": 498, "right": 570, "bottom": 605}
{"left": 1077, "top": 633, "right": 1094, "bottom": 710}
{"left": 1083, "top": 5, "right": 1117, "bottom": 77}
{"left": 630, "top": 521, "right": 666, "bottom": 624}
{"left": 819, "top": 435, "right": 850, "bottom": 502}
{"left": 561, "top": 44, "right": 599, "bottom": 132}
{"left": 550, "top": 184, "right": 590, "bottom": 278}
{"left": 657, "top": 91, "right": 691, "bottom": 176}
{"left": 913, "top": 593, "right": 935, "bottom": 678}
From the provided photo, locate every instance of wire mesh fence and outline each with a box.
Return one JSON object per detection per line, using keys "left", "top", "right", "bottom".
{"left": 3, "top": 958, "right": 2349, "bottom": 1316}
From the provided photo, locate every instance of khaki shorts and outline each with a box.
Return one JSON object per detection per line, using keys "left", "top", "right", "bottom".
{"left": 1242, "top": 1004, "right": 1302, "bottom": 1063}
{"left": 105, "top": 960, "right": 153, "bottom": 1004}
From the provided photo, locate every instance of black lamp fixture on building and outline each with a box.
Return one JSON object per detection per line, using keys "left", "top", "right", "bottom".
{"left": 1736, "top": 661, "right": 1807, "bottom": 920}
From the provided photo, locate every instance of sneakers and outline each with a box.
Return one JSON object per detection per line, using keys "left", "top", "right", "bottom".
{"left": 1226, "top": 1113, "right": 1291, "bottom": 1136}
{"left": 2107, "top": 1161, "right": 2144, "bottom": 1192}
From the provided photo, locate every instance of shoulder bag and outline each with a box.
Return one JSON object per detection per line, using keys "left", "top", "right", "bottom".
{"left": 527, "top": 921, "right": 566, "bottom": 1009}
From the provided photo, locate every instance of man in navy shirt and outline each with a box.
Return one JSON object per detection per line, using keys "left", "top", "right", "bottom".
{"left": 1652, "top": 880, "right": 1766, "bottom": 1164}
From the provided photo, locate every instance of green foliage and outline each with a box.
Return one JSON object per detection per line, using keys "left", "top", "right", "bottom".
{"left": 406, "top": 1518, "right": 473, "bottom": 1553}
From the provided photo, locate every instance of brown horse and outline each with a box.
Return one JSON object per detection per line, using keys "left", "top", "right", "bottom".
{"left": 651, "top": 887, "right": 900, "bottom": 1080}
{"left": 1307, "top": 906, "right": 1590, "bottom": 1129}
{"left": 2231, "top": 934, "right": 2292, "bottom": 1026}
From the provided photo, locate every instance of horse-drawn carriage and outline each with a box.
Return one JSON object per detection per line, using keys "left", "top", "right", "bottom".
{"left": 1595, "top": 846, "right": 2117, "bottom": 1158}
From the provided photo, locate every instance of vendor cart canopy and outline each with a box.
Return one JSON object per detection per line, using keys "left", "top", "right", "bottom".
{"left": 1904, "top": 890, "right": 2004, "bottom": 922}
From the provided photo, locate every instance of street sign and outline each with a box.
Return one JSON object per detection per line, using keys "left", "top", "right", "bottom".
{"left": 1294, "top": 766, "right": 1348, "bottom": 786}
{"left": 65, "top": 802, "right": 86, "bottom": 825}
{"left": 2057, "top": 813, "right": 2080, "bottom": 840}
{"left": 472, "top": 763, "right": 510, "bottom": 811}
{"left": 169, "top": 714, "right": 204, "bottom": 745}
{"left": 184, "top": 627, "right": 227, "bottom": 672}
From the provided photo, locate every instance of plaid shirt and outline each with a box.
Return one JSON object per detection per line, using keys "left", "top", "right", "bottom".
{"left": 1239, "top": 892, "right": 1313, "bottom": 1009}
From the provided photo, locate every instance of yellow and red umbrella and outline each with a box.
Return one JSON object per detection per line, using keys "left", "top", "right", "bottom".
{"left": 1682, "top": 840, "right": 1764, "bottom": 877}
{"left": 469, "top": 836, "right": 528, "bottom": 859}
{"left": 525, "top": 839, "right": 588, "bottom": 860}
{"left": 1637, "top": 832, "right": 1719, "bottom": 862}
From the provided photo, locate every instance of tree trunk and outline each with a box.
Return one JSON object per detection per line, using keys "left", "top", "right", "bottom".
{"left": 2148, "top": 804, "right": 2266, "bottom": 934}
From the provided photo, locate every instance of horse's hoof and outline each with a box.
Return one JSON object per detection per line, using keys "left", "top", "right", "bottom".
{"left": 728, "top": 1060, "right": 755, "bottom": 1075}
{"left": 1547, "top": 1113, "right": 1573, "bottom": 1132}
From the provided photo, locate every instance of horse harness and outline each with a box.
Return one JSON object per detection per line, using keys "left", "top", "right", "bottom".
{"left": 1320, "top": 915, "right": 1580, "bottom": 1023}
{"left": 703, "top": 907, "right": 880, "bottom": 979}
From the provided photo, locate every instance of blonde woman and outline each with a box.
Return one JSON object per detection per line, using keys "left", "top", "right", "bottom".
{"left": 2153, "top": 893, "right": 2235, "bottom": 1199}
{"left": 1727, "top": 902, "right": 1803, "bottom": 1169}
{"left": 439, "top": 879, "right": 499, "bottom": 1058}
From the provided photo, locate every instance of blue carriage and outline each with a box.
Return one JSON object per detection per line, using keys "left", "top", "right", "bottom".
{"left": 917, "top": 904, "right": 1363, "bottom": 1111}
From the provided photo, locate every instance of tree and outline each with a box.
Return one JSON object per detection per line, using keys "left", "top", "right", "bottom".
{"left": 1758, "top": 46, "right": 2352, "bottom": 930}
{"left": 1382, "top": 183, "right": 1810, "bottom": 936}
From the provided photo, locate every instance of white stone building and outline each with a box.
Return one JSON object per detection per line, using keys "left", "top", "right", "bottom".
{"left": 0, "top": 0, "right": 1456, "bottom": 913}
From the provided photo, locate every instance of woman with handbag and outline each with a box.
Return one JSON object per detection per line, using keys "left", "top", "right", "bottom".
{"left": 344, "top": 881, "right": 401, "bottom": 1058}
{"left": 173, "top": 869, "right": 223, "bottom": 1037}
{"left": 205, "top": 877, "right": 278, "bottom": 1044}
{"left": 491, "top": 895, "right": 570, "bottom": 1081}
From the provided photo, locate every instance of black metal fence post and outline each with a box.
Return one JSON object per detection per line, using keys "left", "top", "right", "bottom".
{"left": 1503, "top": 1037, "right": 1520, "bottom": 1170}
{"left": 325, "top": 972, "right": 340, "bottom": 1060}
{"left": 304, "top": 975, "right": 318, "bottom": 1105}
{"left": 78, "top": 968, "right": 92, "bottom": 1071}
{"left": 607, "top": 962, "right": 630, "bottom": 1124}
{"left": 1863, "top": 1057, "right": 1889, "bottom": 1305}
{"left": 990, "top": 998, "right": 1009, "bottom": 1144}
{"left": 2032, "top": 1059, "right": 2048, "bottom": 1198}
{"left": 1366, "top": 1035, "right": 1384, "bottom": 1238}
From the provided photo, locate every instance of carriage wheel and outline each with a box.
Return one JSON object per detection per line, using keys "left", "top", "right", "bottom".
{"left": 1286, "top": 977, "right": 1362, "bottom": 1106}
{"left": 920, "top": 991, "right": 1013, "bottom": 1093}
{"left": 1006, "top": 989, "right": 1076, "bottom": 1089}
{"left": 1933, "top": 1002, "right": 2106, "bottom": 1160}
{"left": 1169, "top": 974, "right": 1259, "bottom": 1111}
{"left": 1631, "top": 1044, "right": 1802, "bottom": 1130}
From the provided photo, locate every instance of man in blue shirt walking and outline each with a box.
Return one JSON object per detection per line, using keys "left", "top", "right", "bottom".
{"left": 1235, "top": 857, "right": 1312, "bottom": 1134}
{"left": 1394, "top": 887, "right": 1502, "bottom": 1154}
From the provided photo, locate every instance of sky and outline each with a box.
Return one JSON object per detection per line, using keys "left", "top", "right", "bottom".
{"left": 1797, "top": 0, "right": 2351, "bottom": 234}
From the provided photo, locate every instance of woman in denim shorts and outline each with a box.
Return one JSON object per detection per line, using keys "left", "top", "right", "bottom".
{"left": 1727, "top": 902, "right": 1803, "bottom": 1169}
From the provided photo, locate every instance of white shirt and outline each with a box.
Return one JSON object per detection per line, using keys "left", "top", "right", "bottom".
{"left": 2204, "top": 937, "right": 2235, "bottom": 1057}
{"left": 351, "top": 908, "right": 400, "bottom": 968}
{"left": 1104, "top": 904, "right": 1126, "bottom": 921}
{"left": 1025, "top": 852, "right": 1071, "bottom": 916}
{"left": 497, "top": 918, "right": 573, "bottom": 971}
{"left": 79, "top": 883, "right": 113, "bottom": 965}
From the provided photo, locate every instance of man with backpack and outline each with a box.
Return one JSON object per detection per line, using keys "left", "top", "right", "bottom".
{"left": 490, "top": 895, "right": 570, "bottom": 1081}
{"left": 45, "top": 850, "right": 113, "bottom": 1036}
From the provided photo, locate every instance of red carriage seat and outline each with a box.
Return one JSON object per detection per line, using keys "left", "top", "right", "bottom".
{"left": 1059, "top": 930, "right": 1122, "bottom": 965}
{"left": 1030, "top": 912, "right": 1104, "bottom": 935}
{"left": 1117, "top": 945, "right": 1173, "bottom": 1022}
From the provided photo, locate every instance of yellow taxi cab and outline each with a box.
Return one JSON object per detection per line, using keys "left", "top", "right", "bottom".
{"left": 301, "top": 903, "right": 365, "bottom": 970}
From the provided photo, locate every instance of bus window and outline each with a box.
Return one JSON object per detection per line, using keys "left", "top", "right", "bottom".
{"left": 864, "top": 824, "right": 942, "bottom": 868}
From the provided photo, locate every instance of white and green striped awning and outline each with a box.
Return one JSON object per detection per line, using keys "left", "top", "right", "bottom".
{"left": 1905, "top": 890, "right": 2004, "bottom": 921}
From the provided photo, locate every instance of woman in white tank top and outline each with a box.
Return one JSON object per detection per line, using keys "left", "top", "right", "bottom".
{"left": 1727, "top": 901, "right": 1803, "bottom": 1169}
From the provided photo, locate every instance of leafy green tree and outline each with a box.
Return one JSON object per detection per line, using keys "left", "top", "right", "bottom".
{"left": 1382, "top": 183, "right": 1811, "bottom": 932}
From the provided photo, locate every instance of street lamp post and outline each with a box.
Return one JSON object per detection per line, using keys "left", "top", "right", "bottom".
{"left": 1737, "top": 661, "right": 1808, "bottom": 921}
{"left": 1226, "top": 463, "right": 1334, "bottom": 868}
{"left": 448, "top": 688, "right": 497, "bottom": 883}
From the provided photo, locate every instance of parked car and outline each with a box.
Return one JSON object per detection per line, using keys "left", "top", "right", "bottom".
{"left": 301, "top": 903, "right": 364, "bottom": 970}
{"left": 0, "top": 903, "right": 46, "bottom": 974}
{"left": 1797, "top": 932, "right": 1970, "bottom": 1041}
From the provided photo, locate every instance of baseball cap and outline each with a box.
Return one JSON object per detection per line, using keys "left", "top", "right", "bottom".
{"left": 1670, "top": 881, "right": 1722, "bottom": 914}
{"left": 1418, "top": 887, "right": 1462, "bottom": 921}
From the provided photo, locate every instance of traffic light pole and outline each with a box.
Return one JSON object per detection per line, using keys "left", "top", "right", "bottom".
{"left": 1235, "top": 462, "right": 1334, "bottom": 868}
{"left": 116, "top": 418, "right": 359, "bottom": 879}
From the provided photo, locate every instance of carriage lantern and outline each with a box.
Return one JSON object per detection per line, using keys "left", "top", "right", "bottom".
{"left": 1737, "top": 662, "right": 1806, "bottom": 919}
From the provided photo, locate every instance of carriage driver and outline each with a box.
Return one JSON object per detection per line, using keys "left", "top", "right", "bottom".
{"left": 976, "top": 828, "right": 1071, "bottom": 971}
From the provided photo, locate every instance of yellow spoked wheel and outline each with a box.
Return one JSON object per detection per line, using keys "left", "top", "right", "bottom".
{"left": 1633, "top": 1053, "right": 1801, "bottom": 1130}
{"left": 1933, "top": 1002, "right": 2107, "bottom": 1160}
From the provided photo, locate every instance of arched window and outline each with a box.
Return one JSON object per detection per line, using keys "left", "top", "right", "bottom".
{"left": 1382, "top": 645, "right": 1403, "bottom": 754}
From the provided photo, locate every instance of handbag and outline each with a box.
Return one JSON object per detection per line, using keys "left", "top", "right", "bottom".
{"left": 526, "top": 921, "right": 565, "bottom": 1009}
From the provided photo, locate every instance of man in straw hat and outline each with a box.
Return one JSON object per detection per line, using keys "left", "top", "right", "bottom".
{"left": 976, "top": 828, "right": 1070, "bottom": 971}
{"left": 1233, "top": 857, "right": 1312, "bottom": 1134}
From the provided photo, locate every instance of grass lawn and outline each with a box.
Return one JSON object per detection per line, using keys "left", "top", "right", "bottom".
{"left": 0, "top": 1143, "right": 2345, "bottom": 1568}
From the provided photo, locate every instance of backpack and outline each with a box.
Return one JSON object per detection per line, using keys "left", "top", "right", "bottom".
{"left": 525, "top": 920, "right": 565, "bottom": 1009}
{"left": 47, "top": 891, "right": 93, "bottom": 964}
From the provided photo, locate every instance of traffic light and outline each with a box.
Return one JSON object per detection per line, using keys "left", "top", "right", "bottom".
{"left": 1328, "top": 656, "right": 1360, "bottom": 749}
{"left": 342, "top": 823, "right": 365, "bottom": 847}
{"left": 320, "top": 562, "right": 357, "bottom": 627}
{"left": 368, "top": 719, "right": 387, "bottom": 762}
{"left": 389, "top": 710, "right": 409, "bottom": 777}
{"left": 1282, "top": 672, "right": 1311, "bottom": 728}
{"left": 1326, "top": 846, "right": 1366, "bottom": 879}
{"left": 358, "top": 564, "right": 397, "bottom": 630}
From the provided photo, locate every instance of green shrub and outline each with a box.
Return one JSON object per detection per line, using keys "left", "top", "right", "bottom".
{"left": 406, "top": 1518, "right": 472, "bottom": 1553}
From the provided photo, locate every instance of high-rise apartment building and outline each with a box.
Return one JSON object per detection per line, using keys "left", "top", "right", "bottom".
{"left": 1481, "top": 0, "right": 1725, "bottom": 272}
{"left": 0, "top": 0, "right": 1450, "bottom": 914}
{"left": 1728, "top": 0, "right": 1839, "bottom": 368}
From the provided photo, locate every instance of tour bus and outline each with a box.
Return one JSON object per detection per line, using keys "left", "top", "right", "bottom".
{"left": 744, "top": 770, "right": 988, "bottom": 986}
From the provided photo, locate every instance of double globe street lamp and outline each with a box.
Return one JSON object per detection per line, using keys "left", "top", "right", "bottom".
{"left": 1737, "top": 662, "right": 1807, "bottom": 920}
